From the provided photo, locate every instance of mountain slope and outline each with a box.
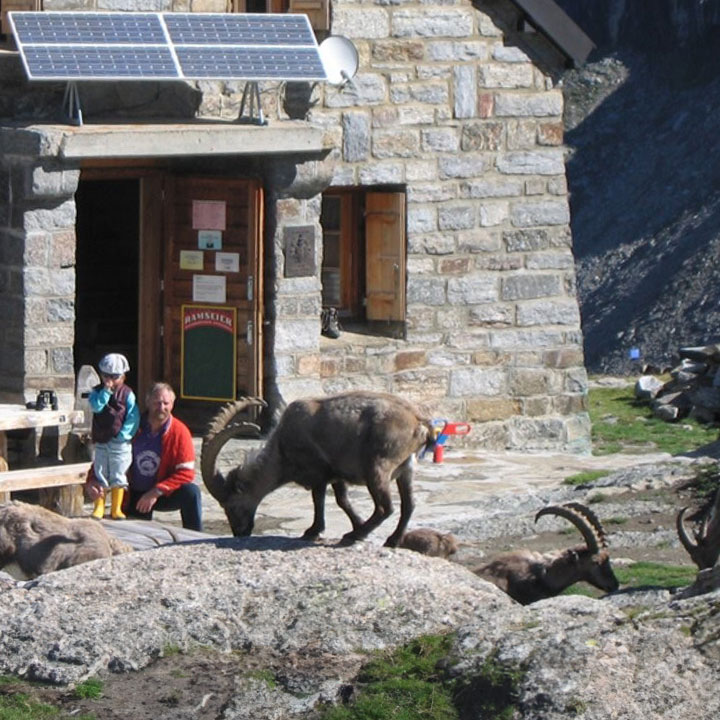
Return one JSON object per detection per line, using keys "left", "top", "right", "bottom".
{"left": 557, "top": 3, "right": 720, "bottom": 373}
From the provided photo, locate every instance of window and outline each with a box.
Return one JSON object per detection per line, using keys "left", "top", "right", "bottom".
{"left": 320, "top": 188, "right": 406, "bottom": 327}
{"left": 231, "top": 0, "right": 329, "bottom": 31}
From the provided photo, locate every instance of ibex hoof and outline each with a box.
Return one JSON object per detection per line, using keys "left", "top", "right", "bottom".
{"left": 338, "top": 532, "right": 359, "bottom": 546}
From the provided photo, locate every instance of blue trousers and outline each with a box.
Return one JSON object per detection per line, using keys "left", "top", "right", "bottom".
{"left": 127, "top": 483, "right": 203, "bottom": 532}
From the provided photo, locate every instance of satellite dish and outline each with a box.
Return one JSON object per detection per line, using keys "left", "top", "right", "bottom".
{"left": 319, "top": 35, "right": 359, "bottom": 87}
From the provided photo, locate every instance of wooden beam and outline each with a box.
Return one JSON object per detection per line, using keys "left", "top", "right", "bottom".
{"left": 0, "top": 462, "right": 91, "bottom": 493}
{"left": 509, "top": 0, "right": 595, "bottom": 66}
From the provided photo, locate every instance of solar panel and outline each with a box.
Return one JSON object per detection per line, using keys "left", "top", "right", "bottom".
{"left": 164, "top": 13, "right": 315, "bottom": 46}
{"left": 10, "top": 12, "right": 167, "bottom": 45}
{"left": 21, "top": 46, "right": 179, "bottom": 80}
{"left": 175, "top": 46, "right": 326, "bottom": 80}
{"left": 9, "top": 11, "right": 328, "bottom": 82}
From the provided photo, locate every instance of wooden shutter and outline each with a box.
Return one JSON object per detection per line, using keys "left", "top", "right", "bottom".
{"left": 365, "top": 192, "right": 406, "bottom": 322}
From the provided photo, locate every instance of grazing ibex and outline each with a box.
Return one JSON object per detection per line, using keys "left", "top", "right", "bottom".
{"left": 473, "top": 503, "right": 619, "bottom": 605}
{"left": 0, "top": 501, "right": 132, "bottom": 579}
{"left": 201, "top": 391, "right": 434, "bottom": 546}
{"left": 676, "top": 488, "right": 720, "bottom": 569}
{"left": 399, "top": 528, "right": 459, "bottom": 559}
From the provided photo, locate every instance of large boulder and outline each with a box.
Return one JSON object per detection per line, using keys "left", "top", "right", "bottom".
{"left": 0, "top": 537, "right": 719, "bottom": 718}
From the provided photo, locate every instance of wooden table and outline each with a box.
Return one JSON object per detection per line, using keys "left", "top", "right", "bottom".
{"left": 0, "top": 405, "right": 87, "bottom": 514}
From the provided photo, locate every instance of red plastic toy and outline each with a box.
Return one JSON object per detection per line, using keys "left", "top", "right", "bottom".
{"left": 432, "top": 420, "right": 471, "bottom": 463}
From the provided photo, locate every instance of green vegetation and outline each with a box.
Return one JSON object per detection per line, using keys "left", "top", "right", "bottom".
{"left": 614, "top": 562, "right": 696, "bottom": 589}
{"left": 73, "top": 680, "right": 102, "bottom": 701}
{"left": 246, "top": 669, "right": 277, "bottom": 689}
{"left": 563, "top": 470, "right": 611, "bottom": 486}
{"left": 0, "top": 676, "right": 98, "bottom": 720}
{"left": 0, "top": 692, "right": 59, "bottom": 720}
{"left": 587, "top": 385, "right": 717, "bottom": 455}
{"left": 320, "top": 634, "right": 457, "bottom": 720}
{"left": 317, "top": 635, "right": 523, "bottom": 720}
{"left": 562, "top": 561, "right": 697, "bottom": 599}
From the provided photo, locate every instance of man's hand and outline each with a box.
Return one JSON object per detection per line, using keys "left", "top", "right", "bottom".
{"left": 135, "top": 488, "right": 163, "bottom": 514}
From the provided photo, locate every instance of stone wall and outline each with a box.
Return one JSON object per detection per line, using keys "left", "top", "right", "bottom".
{"left": 0, "top": 0, "right": 592, "bottom": 452}
{"left": 265, "top": 0, "right": 591, "bottom": 451}
{"left": 0, "top": 142, "right": 80, "bottom": 405}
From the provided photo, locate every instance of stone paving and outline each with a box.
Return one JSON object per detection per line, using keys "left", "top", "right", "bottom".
{"left": 186, "top": 441, "right": 680, "bottom": 541}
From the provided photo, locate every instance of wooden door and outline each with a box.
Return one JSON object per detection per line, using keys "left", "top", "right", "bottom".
{"left": 163, "top": 176, "right": 264, "bottom": 403}
{"left": 365, "top": 192, "right": 406, "bottom": 321}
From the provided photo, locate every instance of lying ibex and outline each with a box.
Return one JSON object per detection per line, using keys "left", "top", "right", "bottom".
{"left": 676, "top": 488, "right": 720, "bottom": 569}
{"left": 399, "top": 528, "right": 459, "bottom": 558}
{"left": 201, "top": 391, "right": 434, "bottom": 546}
{"left": 473, "top": 503, "right": 619, "bottom": 604}
{"left": 0, "top": 501, "right": 132, "bottom": 579}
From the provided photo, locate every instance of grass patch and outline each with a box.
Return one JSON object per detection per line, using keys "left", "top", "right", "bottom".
{"left": 73, "top": 679, "right": 102, "bottom": 701}
{"left": 317, "top": 634, "right": 524, "bottom": 720}
{"left": 563, "top": 470, "right": 611, "bottom": 486}
{"left": 614, "top": 562, "right": 697, "bottom": 589}
{"left": 0, "top": 692, "right": 60, "bottom": 719}
{"left": 588, "top": 386, "right": 717, "bottom": 455}
{"left": 560, "top": 561, "right": 697, "bottom": 599}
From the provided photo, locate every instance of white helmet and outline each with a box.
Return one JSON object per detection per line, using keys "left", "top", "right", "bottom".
{"left": 98, "top": 353, "right": 130, "bottom": 376}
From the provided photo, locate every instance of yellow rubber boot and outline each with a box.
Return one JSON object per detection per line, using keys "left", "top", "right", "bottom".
{"left": 110, "top": 487, "right": 126, "bottom": 520}
{"left": 91, "top": 496, "right": 105, "bottom": 520}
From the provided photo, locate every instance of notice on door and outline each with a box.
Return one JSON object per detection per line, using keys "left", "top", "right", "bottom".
{"left": 181, "top": 305, "right": 237, "bottom": 401}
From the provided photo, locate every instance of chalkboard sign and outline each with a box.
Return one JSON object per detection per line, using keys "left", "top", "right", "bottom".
{"left": 181, "top": 305, "right": 236, "bottom": 401}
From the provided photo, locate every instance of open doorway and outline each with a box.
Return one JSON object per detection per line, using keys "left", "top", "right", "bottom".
{"left": 74, "top": 179, "right": 140, "bottom": 392}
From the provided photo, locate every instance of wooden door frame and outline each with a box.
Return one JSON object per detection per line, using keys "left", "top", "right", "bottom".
{"left": 76, "top": 167, "right": 164, "bottom": 405}
{"left": 77, "top": 168, "right": 264, "bottom": 410}
{"left": 163, "top": 174, "right": 264, "bottom": 402}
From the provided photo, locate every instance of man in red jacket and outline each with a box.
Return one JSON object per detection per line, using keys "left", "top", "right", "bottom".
{"left": 86, "top": 382, "right": 202, "bottom": 531}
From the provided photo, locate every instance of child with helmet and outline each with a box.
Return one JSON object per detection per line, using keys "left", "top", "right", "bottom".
{"left": 88, "top": 353, "right": 140, "bottom": 520}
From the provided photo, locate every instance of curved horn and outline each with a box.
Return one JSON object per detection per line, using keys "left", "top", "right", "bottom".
{"left": 535, "top": 504, "right": 601, "bottom": 554}
{"left": 676, "top": 506, "right": 700, "bottom": 556}
{"left": 201, "top": 397, "right": 266, "bottom": 504}
{"left": 562, "top": 502, "right": 610, "bottom": 548}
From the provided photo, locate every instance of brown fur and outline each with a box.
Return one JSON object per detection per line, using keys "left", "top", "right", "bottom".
{"left": 473, "top": 503, "right": 619, "bottom": 604}
{"left": 202, "top": 391, "right": 435, "bottom": 546}
{"left": 399, "top": 528, "right": 459, "bottom": 558}
{"left": 0, "top": 501, "right": 132, "bottom": 579}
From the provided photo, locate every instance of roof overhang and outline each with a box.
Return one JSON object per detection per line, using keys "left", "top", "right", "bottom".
{"left": 0, "top": 120, "right": 331, "bottom": 160}
{"left": 508, "top": 0, "right": 595, "bottom": 66}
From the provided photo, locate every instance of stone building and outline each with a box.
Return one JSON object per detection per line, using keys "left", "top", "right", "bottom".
{"left": 0, "top": 0, "right": 594, "bottom": 451}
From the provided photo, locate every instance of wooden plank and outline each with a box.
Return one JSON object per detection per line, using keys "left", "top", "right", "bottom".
{"left": 100, "top": 519, "right": 225, "bottom": 551}
{"left": 509, "top": 0, "right": 595, "bottom": 66}
{"left": 0, "top": 408, "right": 85, "bottom": 432}
{"left": 0, "top": 462, "right": 91, "bottom": 493}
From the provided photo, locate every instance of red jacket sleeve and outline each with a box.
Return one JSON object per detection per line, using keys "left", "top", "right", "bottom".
{"left": 155, "top": 416, "right": 196, "bottom": 496}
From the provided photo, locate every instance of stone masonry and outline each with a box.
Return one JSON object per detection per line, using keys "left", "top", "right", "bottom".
{"left": 0, "top": 0, "right": 591, "bottom": 452}
{"left": 264, "top": 0, "right": 590, "bottom": 451}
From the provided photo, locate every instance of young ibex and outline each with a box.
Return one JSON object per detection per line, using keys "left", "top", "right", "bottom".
{"left": 201, "top": 391, "right": 435, "bottom": 547}
{"left": 676, "top": 487, "right": 720, "bottom": 569}
{"left": 398, "top": 528, "right": 459, "bottom": 558}
{"left": 473, "top": 503, "right": 619, "bottom": 605}
{"left": 0, "top": 501, "right": 132, "bottom": 579}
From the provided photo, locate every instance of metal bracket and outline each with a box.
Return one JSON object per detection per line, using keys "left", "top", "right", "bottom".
{"left": 62, "top": 81, "right": 83, "bottom": 126}
{"left": 238, "top": 81, "right": 266, "bottom": 125}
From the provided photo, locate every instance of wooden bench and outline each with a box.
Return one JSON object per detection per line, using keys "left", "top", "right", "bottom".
{"left": 0, "top": 462, "right": 91, "bottom": 514}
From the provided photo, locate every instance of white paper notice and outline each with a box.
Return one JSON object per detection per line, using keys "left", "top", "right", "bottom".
{"left": 192, "top": 275, "right": 227, "bottom": 303}
{"left": 215, "top": 252, "right": 240, "bottom": 273}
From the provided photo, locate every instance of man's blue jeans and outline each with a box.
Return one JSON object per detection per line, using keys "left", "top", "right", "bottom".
{"left": 127, "top": 483, "right": 203, "bottom": 531}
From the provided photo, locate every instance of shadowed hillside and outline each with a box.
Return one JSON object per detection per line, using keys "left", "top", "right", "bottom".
{"left": 556, "top": 0, "right": 720, "bottom": 374}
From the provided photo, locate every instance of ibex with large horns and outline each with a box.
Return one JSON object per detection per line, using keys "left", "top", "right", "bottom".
{"left": 473, "top": 502, "right": 619, "bottom": 604}
{"left": 676, "top": 488, "right": 720, "bottom": 569}
{"left": 201, "top": 391, "right": 435, "bottom": 546}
